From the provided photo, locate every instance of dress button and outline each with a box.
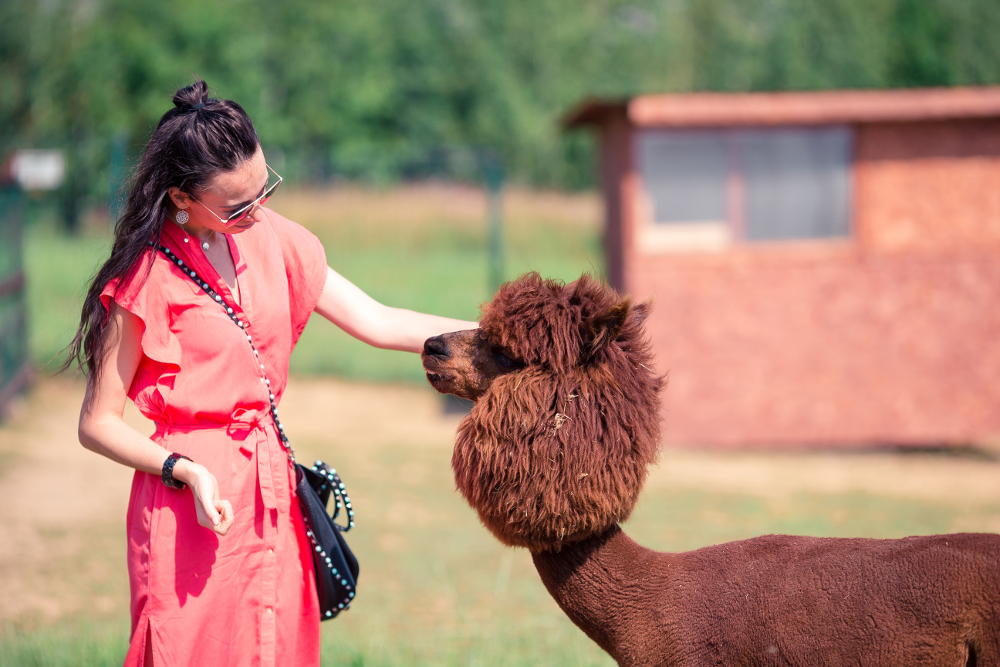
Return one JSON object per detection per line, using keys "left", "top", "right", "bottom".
{"left": 267, "top": 548, "right": 274, "bottom": 554}
{"left": 265, "top": 607, "right": 273, "bottom": 613}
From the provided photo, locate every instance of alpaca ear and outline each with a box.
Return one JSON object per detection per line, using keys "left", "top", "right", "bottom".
{"left": 633, "top": 300, "right": 652, "bottom": 326}
{"left": 583, "top": 297, "right": 631, "bottom": 356}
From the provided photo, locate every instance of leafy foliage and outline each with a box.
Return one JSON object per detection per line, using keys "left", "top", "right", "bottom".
{"left": 2, "top": 0, "right": 1000, "bottom": 194}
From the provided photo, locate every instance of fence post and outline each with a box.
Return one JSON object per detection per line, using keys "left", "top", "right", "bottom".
{"left": 61, "top": 128, "right": 85, "bottom": 234}
{"left": 481, "top": 153, "right": 505, "bottom": 294}
{"left": 0, "top": 182, "right": 30, "bottom": 417}
{"left": 108, "top": 130, "right": 129, "bottom": 225}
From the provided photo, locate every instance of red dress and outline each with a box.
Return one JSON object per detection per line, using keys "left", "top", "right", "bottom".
{"left": 101, "top": 209, "right": 327, "bottom": 667}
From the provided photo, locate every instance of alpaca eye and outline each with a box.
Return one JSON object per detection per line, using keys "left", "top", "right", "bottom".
{"left": 497, "top": 353, "right": 520, "bottom": 369}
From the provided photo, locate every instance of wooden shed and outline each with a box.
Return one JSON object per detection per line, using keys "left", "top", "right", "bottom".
{"left": 565, "top": 86, "right": 1000, "bottom": 447}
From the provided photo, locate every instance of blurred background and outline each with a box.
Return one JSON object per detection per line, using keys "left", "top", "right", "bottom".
{"left": 1, "top": 0, "right": 999, "bottom": 665}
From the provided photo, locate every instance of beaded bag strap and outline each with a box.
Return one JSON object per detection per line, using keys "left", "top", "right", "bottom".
{"left": 149, "top": 242, "right": 355, "bottom": 531}
{"left": 150, "top": 242, "right": 294, "bottom": 458}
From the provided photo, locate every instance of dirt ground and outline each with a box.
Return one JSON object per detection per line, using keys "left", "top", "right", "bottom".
{"left": 1, "top": 375, "right": 998, "bottom": 627}
{"left": 0, "top": 375, "right": 472, "bottom": 626}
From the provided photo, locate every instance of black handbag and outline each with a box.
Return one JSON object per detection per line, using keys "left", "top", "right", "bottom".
{"left": 296, "top": 461, "right": 360, "bottom": 619}
{"left": 153, "top": 242, "right": 359, "bottom": 620}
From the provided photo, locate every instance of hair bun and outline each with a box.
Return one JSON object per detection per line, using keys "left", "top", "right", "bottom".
{"left": 172, "top": 79, "right": 212, "bottom": 112}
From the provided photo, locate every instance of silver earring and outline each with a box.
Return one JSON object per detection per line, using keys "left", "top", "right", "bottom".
{"left": 175, "top": 210, "right": 189, "bottom": 224}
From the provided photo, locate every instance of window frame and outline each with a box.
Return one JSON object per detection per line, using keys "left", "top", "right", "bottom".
{"left": 633, "top": 125, "right": 855, "bottom": 253}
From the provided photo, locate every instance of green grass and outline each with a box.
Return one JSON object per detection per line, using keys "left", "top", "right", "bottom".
{"left": 2, "top": 424, "right": 992, "bottom": 666}
{"left": 25, "top": 224, "right": 110, "bottom": 373}
{"left": 1, "top": 467, "right": 986, "bottom": 666}
{"left": 0, "top": 624, "right": 129, "bottom": 667}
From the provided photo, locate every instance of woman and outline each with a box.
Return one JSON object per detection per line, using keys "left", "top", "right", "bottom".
{"left": 72, "top": 80, "right": 477, "bottom": 667}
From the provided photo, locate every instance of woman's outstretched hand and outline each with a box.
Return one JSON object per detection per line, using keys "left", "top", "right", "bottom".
{"left": 174, "top": 459, "right": 235, "bottom": 536}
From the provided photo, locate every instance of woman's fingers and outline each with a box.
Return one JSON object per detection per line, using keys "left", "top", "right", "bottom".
{"left": 214, "top": 500, "right": 235, "bottom": 536}
{"left": 208, "top": 473, "right": 222, "bottom": 526}
{"left": 196, "top": 486, "right": 222, "bottom": 528}
{"left": 178, "top": 464, "right": 234, "bottom": 536}
{"left": 188, "top": 468, "right": 230, "bottom": 533}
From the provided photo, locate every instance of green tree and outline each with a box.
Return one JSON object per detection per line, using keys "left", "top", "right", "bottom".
{"left": 2, "top": 0, "right": 999, "bottom": 200}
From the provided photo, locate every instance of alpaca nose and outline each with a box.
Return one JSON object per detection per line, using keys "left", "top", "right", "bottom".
{"left": 423, "top": 335, "right": 451, "bottom": 359}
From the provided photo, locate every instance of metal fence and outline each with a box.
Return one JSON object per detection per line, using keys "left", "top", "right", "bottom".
{"left": 0, "top": 184, "right": 29, "bottom": 415}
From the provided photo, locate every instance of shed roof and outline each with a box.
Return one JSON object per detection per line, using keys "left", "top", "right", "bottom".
{"left": 564, "top": 86, "right": 1000, "bottom": 128}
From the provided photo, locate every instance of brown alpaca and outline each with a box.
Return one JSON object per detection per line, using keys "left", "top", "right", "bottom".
{"left": 422, "top": 272, "right": 1000, "bottom": 667}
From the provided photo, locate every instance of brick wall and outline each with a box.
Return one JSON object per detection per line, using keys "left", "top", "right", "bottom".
{"left": 627, "top": 119, "right": 1000, "bottom": 447}
{"left": 855, "top": 120, "right": 1000, "bottom": 252}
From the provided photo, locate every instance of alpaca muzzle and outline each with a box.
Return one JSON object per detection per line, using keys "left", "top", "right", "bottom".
{"left": 421, "top": 329, "right": 496, "bottom": 401}
{"left": 423, "top": 335, "right": 451, "bottom": 359}
{"left": 421, "top": 335, "right": 453, "bottom": 389}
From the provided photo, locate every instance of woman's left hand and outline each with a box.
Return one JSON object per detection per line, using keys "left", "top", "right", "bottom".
{"left": 175, "top": 459, "right": 235, "bottom": 536}
{"left": 78, "top": 302, "right": 236, "bottom": 536}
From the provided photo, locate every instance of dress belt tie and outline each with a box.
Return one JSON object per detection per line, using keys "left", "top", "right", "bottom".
{"left": 153, "top": 411, "right": 285, "bottom": 511}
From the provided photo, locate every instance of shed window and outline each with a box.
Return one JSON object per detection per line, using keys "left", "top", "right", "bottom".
{"left": 637, "top": 127, "right": 851, "bottom": 249}
{"left": 639, "top": 133, "right": 728, "bottom": 224}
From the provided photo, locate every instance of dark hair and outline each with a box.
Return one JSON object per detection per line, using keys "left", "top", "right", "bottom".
{"left": 66, "top": 80, "right": 259, "bottom": 383}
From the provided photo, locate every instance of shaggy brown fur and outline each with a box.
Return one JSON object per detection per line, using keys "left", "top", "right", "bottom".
{"left": 422, "top": 272, "right": 1000, "bottom": 667}
{"left": 424, "top": 272, "right": 662, "bottom": 551}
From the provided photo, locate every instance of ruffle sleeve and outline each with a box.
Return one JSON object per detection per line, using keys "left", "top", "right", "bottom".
{"left": 264, "top": 209, "right": 328, "bottom": 345}
{"left": 100, "top": 248, "right": 183, "bottom": 371}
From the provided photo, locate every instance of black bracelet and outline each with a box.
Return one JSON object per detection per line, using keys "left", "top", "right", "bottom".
{"left": 162, "top": 453, "right": 192, "bottom": 489}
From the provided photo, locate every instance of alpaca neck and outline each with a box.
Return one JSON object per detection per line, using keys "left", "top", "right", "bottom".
{"left": 531, "top": 525, "right": 674, "bottom": 665}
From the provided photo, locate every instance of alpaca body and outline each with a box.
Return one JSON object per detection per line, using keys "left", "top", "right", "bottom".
{"left": 534, "top": 526, "right": 1000, "bottom": 667}
{"left": 421, "top": 273, "right": 1000, "bottom": 666}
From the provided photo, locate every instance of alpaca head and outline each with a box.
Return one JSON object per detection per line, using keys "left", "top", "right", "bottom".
{"left": 422, "top": 273, "right": 663, "bottom": 552}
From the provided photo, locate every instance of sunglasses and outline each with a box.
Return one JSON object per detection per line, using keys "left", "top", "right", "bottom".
{"left": 191, "top": 163, "right": 282, "bottom": 227}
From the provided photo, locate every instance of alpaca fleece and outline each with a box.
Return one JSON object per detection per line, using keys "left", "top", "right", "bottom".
{"left": 452, "top": 273, "right": 662, "bottom": 551}
{"left": 422, "top": 272, "right": 1000, "bottom": 667}
{"left": 533, "top": 526, "right": 1000, "bottom": 667}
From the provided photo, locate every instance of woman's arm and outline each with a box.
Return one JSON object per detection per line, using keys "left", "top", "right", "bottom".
{"left": 78, "top": 302, "right": 234, "bottom": 535}
{"left": 314, "top": 266, "right": 479, "bottom": 353}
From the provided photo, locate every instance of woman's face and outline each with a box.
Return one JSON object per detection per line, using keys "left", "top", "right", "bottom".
{"left": 169, "top": 145, "right": 270, "bottom": 235}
